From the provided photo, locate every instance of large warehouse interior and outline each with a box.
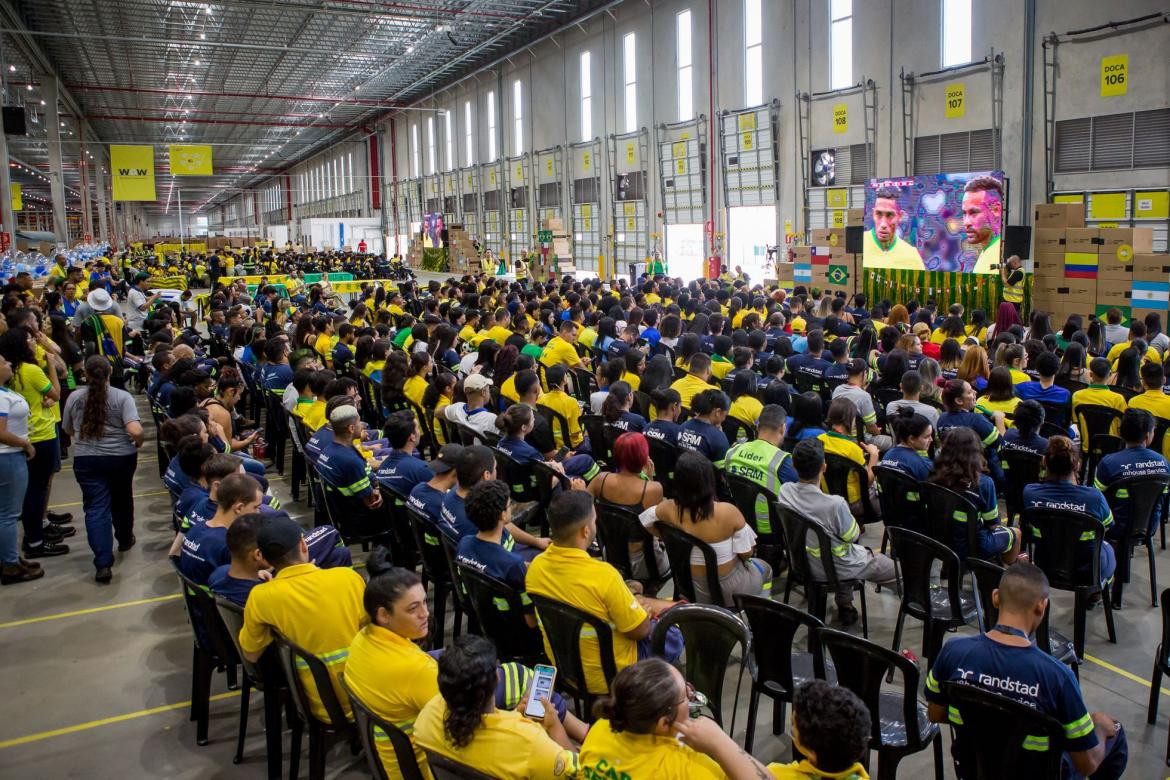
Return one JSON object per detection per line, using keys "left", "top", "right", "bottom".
{"left": 1, "top": 1, "right": 1169, "bottom": 779}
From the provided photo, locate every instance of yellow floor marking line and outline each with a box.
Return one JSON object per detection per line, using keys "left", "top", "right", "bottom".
{"left": 1084, "top": 653, "right": 1170, "bottom": 696}
{"left": 0, "top": 594, "right": 182, "bottom": 630}
{"left": 0, "top": 691, "right": 240, "bottom": 749}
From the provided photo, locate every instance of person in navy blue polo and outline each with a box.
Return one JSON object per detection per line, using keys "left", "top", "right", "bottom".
{"left": 315, "top": 405, "right": 383, "bottom": 510}
{"left": 440, "top": 445, "right": 548, "bottom": 561}
{"left": 207, "top": 513, "right": 268, "bottom": 606}
{"left": 785, "top": 329, "right": 831, "bottom": 395}
{"left": 937, "top": 378, "right": 1006, "bottom": 488}
{"left": 407, "top": 443, "right": 463, "bottom": 524}
{"left": 455, "top": 480, "right": 533, "bottom": 618}
{"left": 1095, "top": 408, "right": 1170, "bottom": 542}
{"left": 877, "top": 407, "right": 933, "bottom": 482}
{"left": 375, "top": 410, "right": 434, "bottom": 498}
{"left": 177, "top": 473, "right": 264, "bottom": 585}
{"left": 678, "top": 389, "right": 731, "bottom": 463}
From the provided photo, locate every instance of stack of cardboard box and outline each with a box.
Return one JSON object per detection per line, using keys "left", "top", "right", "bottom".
{"left": 445, "top": 224, "right": 479, "bottom": 273}
{"left": 1031, "top": 201, "right": 1164, "bottom": 325}
{"left": 786, "top": 224, "right": 860, "bottom": 296}
{"left": 542, "top": 217, "right": 576, "bottom": 276}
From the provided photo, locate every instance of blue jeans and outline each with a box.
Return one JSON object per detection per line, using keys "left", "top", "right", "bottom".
{"left": 1062, "top": 721, "right": 1127, "bottom": 779}
{"left": 0, "top": 452, "right": 28, "bottom": 565}
{"left": 74, "top": 453, "right": 138, "bottom": 569}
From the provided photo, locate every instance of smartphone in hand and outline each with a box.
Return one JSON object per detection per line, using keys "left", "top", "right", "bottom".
{"left": 524, "top": 664, "right": 557, "bottom": 720}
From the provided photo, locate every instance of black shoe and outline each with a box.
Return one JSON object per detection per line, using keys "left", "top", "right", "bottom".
{"left": 23, "top": 541, "right": 69, "bottom": 558}
{"left": 95, "top": 566, "right": 113, "bottom": 584}
{"left": 837, "top": 605, "right": 860, "bottom": 627}
{"left": 44, "top": 524, "right": 76, "bottom": 541}
{"left": 118, "top": 534, "right": 136, "bottom": 552}
{"left": 47, "top": 512, "right": 73, "bottom": 525}
{"left": 1, "top": 563, "right": 44, "bottom": 585}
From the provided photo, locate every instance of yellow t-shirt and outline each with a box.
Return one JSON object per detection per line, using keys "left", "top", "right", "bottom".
{"left": 621, "top": 372, "right": 642, "bottom": 391}
{"left": 486, "top": 325, "right": 514, "bottom": 346}
{"left": 818, "top": 431, "right": 866, "bottom": 505}
{"left": 729, "top": 395, "right": 764, "bottom": 429}
{"left": 863, "top": 230, "right": 923, "bottom": 271}
{"left": 405, "top": 374, "right": 428, "bottom": 409}
{"left": 644, "top": 293, "right": 661, "bottom": 305}
{"left": 344, "top": 625, "right": 439, "bottom": 779}
{"left": 670, "top": 374, "right": 714, "bottom": 411}
{"left": 1127, "top": 389, "right": 1170, "bottom": 459}
{"left": 577, "top": 327, "right": 598, "bottom": 349}
{"left": 578, "top": 719, "right": 724, "bottom": 779}
{"left": 1009, "top": 368, "right": 1031, "bottom": 385}
{"left": 500, "top": 374, "right": 521, "bottom": 403}
{"left": 300, "top": 399, "right": 328, "bottom": 431}
{"left": 458, "top": 324, "right": 477, "bottom": 343}
{"left": 238, "top": 563, "right": 367, "bottom": 721}
{"left": 978, "top": 396, "right": 1020, "bottom": 427}
{"left": 1071, "top": 385, "right": 1127, "bottom": 452}
{"left": 414, "top": 697, "right": 578, "bottom": 780}
{"left": 433, "top": 396, "right": 452, "bottom": 445}
{"left": 709, "top": 357, "right": 734, "bottom": 380}
{"left": 1106, "top": 340, "right": 1161, "bottom": 366}
{"left": 768, "top": 759, "right": 870, "bottom": 779}
{"left": 13, "top": 362, "right": 55, "bottom": 443}
{"left": 361, "top": 360, "right": 385, "bottom": 379}
{"left": 538, "top": 389, "right": 583, "bottom": 448}
{"left": 314, "top": 333, "right": 335, "bottom": 363}
{"left": 539, "top": 336, "right": 582, "bottom": 369}
{"left": 966, "top": 324, "right": 988, "bottom": 344}
{"left": 525, "top": 544, "right": 648, "bottom": 694}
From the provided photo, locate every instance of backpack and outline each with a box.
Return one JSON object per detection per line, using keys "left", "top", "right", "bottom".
{"left": 85, "top": 314, "right": 125, "bottom": 384}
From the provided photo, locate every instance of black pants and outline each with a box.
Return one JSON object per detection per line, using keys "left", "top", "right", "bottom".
{"left": 21, "top": 438, "right": 59, "bottom": 546}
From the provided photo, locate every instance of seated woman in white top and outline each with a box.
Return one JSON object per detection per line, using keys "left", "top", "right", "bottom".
{"left": 639, "top": 452, "right": 772, "bottom": 607}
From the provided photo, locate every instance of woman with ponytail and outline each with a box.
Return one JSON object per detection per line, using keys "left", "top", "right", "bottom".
{"left": 877, "top": 406, "right": 934, "bottom": 482}
{"left": 579, "top": 658, "right": 771, "bottom": 778}
{"left": 61, "top": 356, "right": 145, "bottom": 583}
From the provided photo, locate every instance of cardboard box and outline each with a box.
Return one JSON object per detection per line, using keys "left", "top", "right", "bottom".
{"left": 1097, "top": 251, "right": 1133, "bottom": 281}
{"left": 1098, "top": 227, "right": 1154, "bottom": 256}
{"left": 846, "top": 208, "right": 865, "bottom": 227}
{"left": 790, "top": 246, "right": 812, "bottom": 262}
{"left": 1132, "top": 254, "right": 1170, "bottom": 282}
{"left": 1033, "top": 202, "right": 1085, "bottom": 228}
{"left": 776, "top": 262, "right": 794, "bottom": 282}
{"left": 1133, "top": 308, "right": 1161, "bottom": 323}
{"left": 1031, "top": 255, "right": 1064, "bottom": 277}
{"left": 1064, "top": 228, "right": 1101, "bottom": 254}
{"left": 810, "top": 228, "right": 844, "bottom": 247}
{"left": 1034, "top": 278, "right": 1096, "bottom": 303}
{"left": 1096, "top": 278, "right": 1132, "bottom": 308}
{"left": 1032, "top": 228, "right": 1066, "bottom": 253}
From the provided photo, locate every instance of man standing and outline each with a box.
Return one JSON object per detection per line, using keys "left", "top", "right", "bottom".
{"left": 999, "top": 254, "right": 1025, "bottom": 313}
{"left": 864, "top": 186, "right": 924, "bottom": 270}
{"left": 925, "top": 562, "right": 1127, "bottom": 779}
{"left": 964, "top": 175, "right": 1005, "bottom": 274}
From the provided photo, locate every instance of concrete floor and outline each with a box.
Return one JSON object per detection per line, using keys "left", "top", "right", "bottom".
{"left": 1, "top": 392, "right": 1168, "bottom": 779}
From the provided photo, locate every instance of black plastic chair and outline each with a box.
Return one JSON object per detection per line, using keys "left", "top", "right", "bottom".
{"left": 655, "top": 521, "right": 727, "bottom": 606}
{"left": 1073, "top": 404, "right": 1123, "bottom": 482}
{"left": 340, "top": 675, "right": 426, "bottom": 780}
{"left": 872, "top": 464, "right": 927, "bottom": 536}
{"left": 1000, "top": 447, "right": 1044, "bottom": 524}
{"left": 272, "top": 631, "right": 358, "bottom": 780}
{"left": 886, "top": 527, "right": 978, "bottom": 667}
{"left": 1021, "top": 506, "right": 1118, "bottom": 659}
{"left": 321, "top": 480, "right": 393, "bottom": 551}
{"left": 965, "top": 557, "right": 1079, "bottom": 674}
{"left": 262, "top": 390, "right": 288, "bottom": 474}
{"left": 378, "top": 484, "right": 422, "bottom": 570}
{"left": 1102, "top": 472, "right": 1170, "bottom": 607}
{"left": 404, "top": 503, "right": 463, "bottom": 648}
{"left": 721, "top": 415, "right": 756, "bottom": 445}
{"left": 528, "top": 592, "right": 619, "bottom": 717}
{"left": 919, "top": 482, "right": 985, "bottom": 565}
{"left": 1147, "top": 587, "right": 1170, "bottom": 766}
{"left": 872, "top": 387, "right": 903, "bottom": 426}
{"left": 723, "top": 471, "right": 787, "bottom": 571}
{"left": 438, "top": 533, "right": 478, "bottom": 638}
{"left": 1037, "top": 398, "right": 1071, "bottom": 430}
{"left": 734, "top": 594, "right": 834, "bottom": 753}
{"left": 651, "top": 603, "right": 751, "bottom": 732}
{"left": 777, "top": 505, "right": 869, "bottom": 637}
{"left": 456, "top": 563, "right": 545, "bottom": 667}
{"left": 939, "top": 681, "right": 1066, "bottom": 779}
{"left": 813, "top": 627, "right": 944, "bottom": 780}
{"left": 580, "top": 413, "right": 612, "bottom": 466}
{"left": 594, "top": 501, "right": 671, "bottom": 596}
{"left": 423, "top": 749, "right": 496, "bottom": 779}
{"left": 536, "top": 403, "right": 574, "bottom": 450}
{"left": 824, "top": 451, "right": 880, "bottom": 528}
{"left": 215, "top": 598, "right": 288, "bottom": 778}
{"left": 169, "top": 558, "right": 239, "bottom": 748}
{"left": 285, "top": 410, "right": 311, "bottom": 503}
{"left": 646, "top": 436, "right": 679, "bottom": 498}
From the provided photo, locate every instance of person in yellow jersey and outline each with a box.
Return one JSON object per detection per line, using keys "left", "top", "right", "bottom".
{"left": 538, "top": 364, "right": 586, "bottom": 450}
{"left": 963, "top": 175, "right": 1005, "bottom": 274}
{"left": 864, "top": 186, "right": 924, "bottom": 270}
{"left": 766, "top": 680, "right": 872, "bottom": 779}
{"left": 1105, "top": 320, "right": 1161, "bottom": 366}
{"left": 580, "top": 658, "right": 775, "bottom": 779}
{"left": 239, "top": 514, "right": 366, "bottom": 721}
{"left": 485, "top": 307, "right": 514, "bottom": 345}
{"left": 296, "top": 371, "right": 330, "bottom": 430}
{"left": 525, "top": 491, "right": 675, "bottom": 696}
{"left": 670, "top": 352, "right": 717, "bottom": 411}
{"left": 1071, "top": 357, "right": 1127, "bottom": 453}
{"left": 539, "top": 319, "right": 587, "bottom": 371}
{"left": 457, "top": 309, "right": 481, "bottom": 345}
{"left": 1127, "top": 363, "right": 1170, "bottom": 459}
{"left": 413, "top": 634, "right": 579, "bottom": 780}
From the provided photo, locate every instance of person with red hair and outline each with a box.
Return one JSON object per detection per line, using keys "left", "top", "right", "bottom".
{"left": 588, "top": 432, "right": 667, "bottom": 581}
{"left": 987, "top": 301, "right": 1022, "bottom": 343}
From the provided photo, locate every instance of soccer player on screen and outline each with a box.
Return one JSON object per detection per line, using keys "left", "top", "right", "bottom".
{"left": 864, "top": 186, "right": 924, "bottom": 270}
{"left": 963, "top": 176, "right": 1004, "bottom": 273}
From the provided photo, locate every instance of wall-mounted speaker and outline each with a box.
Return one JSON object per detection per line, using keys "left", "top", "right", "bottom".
{"left": 1004, "top": 225, "right": 1032, "bottom": 261}
{"left": 2, "top": 107, "right": 26, "bottom": 136}
{"left": 845, "top": 225, "right": 864, "bottom": 255}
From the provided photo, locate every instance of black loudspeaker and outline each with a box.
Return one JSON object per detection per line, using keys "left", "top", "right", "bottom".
{"left": 1004, "top": 225, "right": 1032, "bottom": 260}
{"left": 439, "top": 228, "right": 449, "bottom": 245}
{"left": 2, "top": 106, "right": 26, "bottom": 136}
{"left": 845, "top": 225, "right": 864, "bottom": 254}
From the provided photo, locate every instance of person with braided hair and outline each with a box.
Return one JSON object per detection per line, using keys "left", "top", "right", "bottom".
{"left": 61, "top": 355, "right": 145, "bottom": 583}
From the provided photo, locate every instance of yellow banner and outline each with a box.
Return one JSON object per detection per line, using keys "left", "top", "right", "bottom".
{"left": 169, "top": 144, "right": 213, "bottom": 176}
{"left": 111, "top": 145, "right": 156, "bottom": 201}
{"left": 10, "top": 183, "right": 20, "bottom": 211}
{"left": 832, "top": 103, "right": 848, "bottom": 134}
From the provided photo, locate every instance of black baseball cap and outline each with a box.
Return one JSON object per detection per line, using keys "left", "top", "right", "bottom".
{"left": 427, "top": 443, "right": 464, "bottom": 474}
{"left": 256, "top": 512, "right": 304, "bottom": 562}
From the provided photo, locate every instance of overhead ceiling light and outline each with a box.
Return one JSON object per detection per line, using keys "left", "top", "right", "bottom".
{"left": 193, "top": 59, "right": 201, "bottom": 66}
{"left": 39, "top": 100, "right": 44, "bottom": 105}
{"left": 6, "top": 65, "right": 13, "bottom": 73}
{"left": 25, "top": 84, "right": 31, "bottom": 91}
{"left": 200, "top": 33, "right": 206, "bottom": 40}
